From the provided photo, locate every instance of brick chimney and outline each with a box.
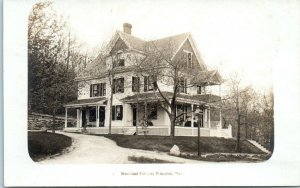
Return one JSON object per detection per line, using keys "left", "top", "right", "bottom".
{"left": 123, "top": 23, "right": 132, "bottom": 35}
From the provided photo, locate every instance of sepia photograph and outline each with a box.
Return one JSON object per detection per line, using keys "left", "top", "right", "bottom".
{"left": 4, "top": 0, "right": 300, "bottom": 186}
{"left": 27, "top": 0, "right": 273, "bottom": 164}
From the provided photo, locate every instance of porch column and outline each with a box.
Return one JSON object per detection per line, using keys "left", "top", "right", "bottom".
{"left": 76, "top": 108, "right": 80, "bottom": 128}
{"left": 96, "top": 106, "right": 99, "bottom": 127}
{"left": 86, "top": 108, "right": 90, "bottom": 126}
{"left": 208, "top": 106, "right": 211, "bottom": 129}
{"left": 65, "top": 107, "right": 68, "bottom": 128}
{"left": 204, "top": 108, "right": 207, "bottom": 127}
{"left": 79, "top": 109, "right": 82, "bottom": 127}
{"left": 191, "top": 104, "right": 194, "bottom": 127}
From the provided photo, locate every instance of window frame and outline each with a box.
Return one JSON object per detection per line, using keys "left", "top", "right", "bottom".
{"left": 112, "top": 77, "right": 124, "bottom": 94}
{"left": 90, "top": 83, "right": 106, "bottom": 97}
{"left": 178, "top": 78, "right": 187, "bottom": 93}
{"left": 144, "top": 75, "right": 157, "bottom": 92}
{"left": 112, "top": 105, "right": 123, "bottom": 121}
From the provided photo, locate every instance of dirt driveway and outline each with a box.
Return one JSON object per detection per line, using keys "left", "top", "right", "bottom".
{"left": 40, "top": 132, "right": 202, "bottom": 164}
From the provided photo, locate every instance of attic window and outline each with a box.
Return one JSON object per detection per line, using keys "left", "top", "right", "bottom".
{"left": 112, "top": 52, "right": 125, "bottom": 68}
{"left": 187, "top": 52, "right": 193, "bottom": 68}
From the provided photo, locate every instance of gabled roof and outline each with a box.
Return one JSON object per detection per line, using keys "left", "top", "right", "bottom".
{"left": 147, "top": 33, "right": 190, "bottom": 59}
{"left": 117, "top": 31, "right": 146, "bottom": 52}
{"left": 78, "top": 30, "right": 214, "bottom": 80}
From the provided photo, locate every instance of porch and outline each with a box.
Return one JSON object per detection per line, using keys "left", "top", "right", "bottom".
{"left": 64, "top": 97, "right": 108, "bottom": 129}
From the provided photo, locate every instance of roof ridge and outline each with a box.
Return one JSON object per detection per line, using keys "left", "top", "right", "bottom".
{"left": 148, "top": 32, "right": 191, "bottom": 42}
{"left": 116, "top": 30, "right": 146, "bottom": 42}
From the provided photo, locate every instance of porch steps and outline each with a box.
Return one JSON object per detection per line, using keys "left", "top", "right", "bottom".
{"left": 247, "top": 140, "right": 271, "bottom": 154}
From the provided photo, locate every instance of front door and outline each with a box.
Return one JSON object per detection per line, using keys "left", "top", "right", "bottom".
{"left": 99, "top": 106, "right": 105, "bottom": 127}
{"left": 133, "top": 107, "right": 137, "bottom": 126}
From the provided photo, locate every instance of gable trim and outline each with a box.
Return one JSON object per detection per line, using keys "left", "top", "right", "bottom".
{"left": 170, "top": 33, "right": 207, "bottom": 70}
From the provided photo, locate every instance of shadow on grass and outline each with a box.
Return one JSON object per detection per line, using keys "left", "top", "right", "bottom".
{"left": 28, "top": 131, "right": 72, "bottom": 162}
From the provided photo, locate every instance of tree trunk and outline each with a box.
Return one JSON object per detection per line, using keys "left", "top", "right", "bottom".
{"left": 235, "top": 114, "right": 241, "bottom": 152}
{"left": 170, "top": 111, "right": 176, "bottom": 139}
{"left": 108, "top": 90, "right": 113, "bottom": 134}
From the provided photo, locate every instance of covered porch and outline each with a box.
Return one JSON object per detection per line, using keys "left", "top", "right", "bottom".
{"left": 120, "top": 92, "right": 229, "bottom": 137}
{"left": 64, "top": 97, "right": 107, "bottom": 129}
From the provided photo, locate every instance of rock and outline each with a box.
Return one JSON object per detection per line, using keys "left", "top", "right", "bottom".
{"left": 40, "top": 127, "right": 48, "bottom": 132}
{"left": 170, "top": 145, "right": 180, "bottom": 156}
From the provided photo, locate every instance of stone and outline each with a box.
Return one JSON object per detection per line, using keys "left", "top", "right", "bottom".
{"left": 40, "top": 127, "right": 48, "bottom": 132}
{"left": 170, "top": 145, "right": 180, "bottom": 156}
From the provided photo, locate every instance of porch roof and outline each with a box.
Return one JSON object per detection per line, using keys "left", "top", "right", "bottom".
{"left": 65, "top": 97, "right": 107, "bottom": 108}
{"left": 120, "top": 92, "right": 221, "bottom": 106}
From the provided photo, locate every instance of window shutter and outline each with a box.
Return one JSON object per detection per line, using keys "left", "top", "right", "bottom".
{"left": 144, "top": 76, "right": 148, "bottom": 91}
{"left": 132, "top": 77, "right": 134, "bottom": 92}
{"left": 112, "top": 79, "right": 115, "bottom": 94}
{"left": 120, "top": 105, "right": 123, "bottom": 120}
{"left": 103, "top": 83, "right": 106, "bottom": 96}
{"left": 90, "top": 85, "right": 93, "bottom": 97}
{"left": 120, "top": 78, "right": 124, "bottom": 93}
{"left": 137, "top": 77, "right": 140, "bottom": 92}
{"left": 112, "top": 106, "right": 115, "bottom": 120}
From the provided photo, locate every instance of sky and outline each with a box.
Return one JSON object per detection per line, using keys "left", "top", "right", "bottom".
{"left": 52, "top": 0, "right": 300, "bottom": 93}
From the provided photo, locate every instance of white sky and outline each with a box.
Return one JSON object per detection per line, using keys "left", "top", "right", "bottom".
{"left": 52, "top": 0, "right": 300, "bottom": 93}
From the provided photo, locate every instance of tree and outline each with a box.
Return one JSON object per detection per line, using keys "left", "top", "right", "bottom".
{"left": 225, "top": 73, "right": 254, "bottom": 152}
{"left": 140, "top": 39, "right": 203, "bottom": 139}
{"left": 28, "top": 1, "right": 77, "bottom": 132}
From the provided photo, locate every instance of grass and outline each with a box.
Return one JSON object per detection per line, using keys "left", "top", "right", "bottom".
{"left": 103, "top": 135, "right": 265, "bottom": 154}
{"left": 28, "top": 132, "right": 72, "bottom": 161}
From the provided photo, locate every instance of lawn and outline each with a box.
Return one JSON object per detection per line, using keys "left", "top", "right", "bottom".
{"left": 28, "top": 132, "right": 72, "bottom": 161}
{"left": 103, "top": 135, "right": 264, "bottom": 154}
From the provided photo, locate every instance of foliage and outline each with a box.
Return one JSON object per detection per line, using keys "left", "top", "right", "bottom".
{"left": 222, "top": 73, "right": 274, "bottom": 151}
{"left": 28, "top": 1, "right": 78, "bottom": 117}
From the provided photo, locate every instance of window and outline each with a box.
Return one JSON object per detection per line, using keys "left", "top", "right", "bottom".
{"left": 112, "top": 53, "right": 125, "bottom": 68}
{"left": 144, "top": 75, "right": 157, "bottom": 92}
{"left": 147, "top": 104, "right": 157, "bottom": 120}
{"left": 184, "top": 51, "right": 193, "bottom": 68}
{"left": 132, "top": 77, "right": 140, "bottom": 92}
{"left": 112, "top": 105, "right": 123, "bottom": 120}
{"left": 197, "top": 86, "right": 202, "bottom": 94}
{"left": 112, "top": 78, "right": 124, "bottom": 93}
{"left": 178, "top": 78, "right": 187, "bottom": 93}
{"left": 90, "top": 83, "right": 106, "bottom": 97}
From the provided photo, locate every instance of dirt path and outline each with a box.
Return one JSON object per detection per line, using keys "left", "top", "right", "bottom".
{"left": 40, "top": 132, "right": 203, "bottom": 164}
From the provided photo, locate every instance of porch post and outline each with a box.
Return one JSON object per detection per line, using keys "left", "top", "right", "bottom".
{"left": 204, "top": 108, "right": 207, "bottom": 127}
{"left": 191, "top": 104, "right": 194, "bottom": 127}
{"left": 65, "top": 107, "right": 68, "bottom": 128}
{"left": 96, "top": 106, "right": 99, "bottom": 127}
{"left": 208, "top": 106, "right": 211, "bottom": 129}
{"left": 86, "top": 108, "right": 90, "bottom": 126}
{"left": 79, "top": 109, "right": 82, "bottom": 127}
{"left": 76, "top": 108, "right": 80, "bottom": 128}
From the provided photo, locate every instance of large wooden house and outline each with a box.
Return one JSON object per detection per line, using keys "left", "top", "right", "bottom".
{"left": 64, "top": 23, "right": 232, "bottom": 138}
